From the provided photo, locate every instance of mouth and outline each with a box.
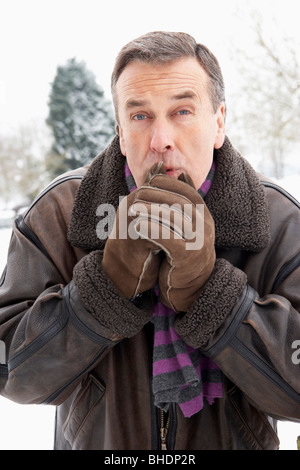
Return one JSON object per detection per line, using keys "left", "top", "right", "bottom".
{"left": 165, "top": 167, "right": 184, "bottom": 179}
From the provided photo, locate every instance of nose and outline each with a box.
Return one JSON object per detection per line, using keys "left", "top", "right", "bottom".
{"left": 150, "top": 121, "right": 174, "bottom": 154}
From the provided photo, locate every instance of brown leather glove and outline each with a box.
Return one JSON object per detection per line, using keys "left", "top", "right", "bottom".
{"left": 102, "top": 168, "right": 163, "bottom": 299}
{"left": 130, "top": 164, "right": 216, "bottom": 312}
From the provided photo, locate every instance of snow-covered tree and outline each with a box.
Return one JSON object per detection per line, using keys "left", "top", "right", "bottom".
{"left": 46, "top": 58, "right": 115, "bottom": 175}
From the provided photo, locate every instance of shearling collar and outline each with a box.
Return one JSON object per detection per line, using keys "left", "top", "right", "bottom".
{"left": 68, "top": 135, "right": 270, "bottom": 252}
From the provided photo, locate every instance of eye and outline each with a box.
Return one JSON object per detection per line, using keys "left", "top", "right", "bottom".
{"left": 177, "top": 109, "right": 190, "bottom": 115}
{"left": 133, "top": 114, "right": 147, "bottom": 120}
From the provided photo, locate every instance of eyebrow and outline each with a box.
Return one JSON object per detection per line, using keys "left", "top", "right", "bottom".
{"left": 171, "top": 90, "right": 197, "bottom": 101}
{"left": 125, "top": 99, "right": 148, "bottom": 109}
{"left": 125, "top": 90, "right": 198, "bottom": 110}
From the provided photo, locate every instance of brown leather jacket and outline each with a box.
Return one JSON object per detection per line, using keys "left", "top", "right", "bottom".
{"left": 0, "top": 137, "right": 299, "bottom": 450}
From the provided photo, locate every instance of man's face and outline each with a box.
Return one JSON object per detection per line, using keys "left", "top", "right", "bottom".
{"left": 116, "top": 57, "right": 225, "bottom": 189}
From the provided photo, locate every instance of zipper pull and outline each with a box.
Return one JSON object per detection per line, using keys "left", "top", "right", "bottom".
{"left": 160, "top": 409, "right": 170, "bottom": 450}
{"left": 160, "top": 426, "right": 168, "bottom": 450}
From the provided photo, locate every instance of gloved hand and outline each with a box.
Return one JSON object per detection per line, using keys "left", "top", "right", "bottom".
{"left": 102, "top": 167, "right": 164, "bottom": 299}
{"left": 129, "top": 163, "right": 216, "bottom": 312}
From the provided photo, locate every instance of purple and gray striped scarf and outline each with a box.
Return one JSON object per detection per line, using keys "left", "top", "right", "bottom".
{"left": 125, "top": 161, "right": 223, "bottom": 417}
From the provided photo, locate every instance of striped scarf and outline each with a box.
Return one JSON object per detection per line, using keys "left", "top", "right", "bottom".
{"left": 125, "top": 161, "right": 223, "bottom": 418}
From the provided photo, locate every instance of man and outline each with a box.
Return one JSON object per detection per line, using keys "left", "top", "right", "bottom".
{"left": 0, "top": 31, "right": 299, "bottom": 450}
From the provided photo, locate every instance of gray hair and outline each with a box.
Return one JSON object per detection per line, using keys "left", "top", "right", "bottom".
{"left": 111, "top": 31, "right": 226, "bottom": 128}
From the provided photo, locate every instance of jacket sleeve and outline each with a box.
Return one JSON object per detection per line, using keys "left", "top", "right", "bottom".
{"left": 175, "top": 190, "right": 300, "bottom": 422}
{"left": 0, "top": 181, "right": 151, "bottom": 406}
{"left": 176, "top": 262, "right": 300, "bottom": 421}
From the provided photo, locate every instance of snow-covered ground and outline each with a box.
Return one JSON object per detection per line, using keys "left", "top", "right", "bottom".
{"left": 0, "top": 174, "right": 299, "bottom": 450}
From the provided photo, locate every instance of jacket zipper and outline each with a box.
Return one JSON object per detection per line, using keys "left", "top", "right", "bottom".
{"left": 160, "top": 409, "right": 170, "bottom": 450}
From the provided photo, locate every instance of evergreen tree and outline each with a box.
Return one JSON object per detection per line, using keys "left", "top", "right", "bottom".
{"left": 46, "top": 58, "right": 115, "bottom": 176}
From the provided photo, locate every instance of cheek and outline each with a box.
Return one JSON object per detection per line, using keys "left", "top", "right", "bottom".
{"left": 183, "top": 138, "right": 214, "bottom": 188}
{"left": 119, "top": 137, "right": 147, "bottom": 185}
{"left": 127, "top": 160, "right": 146, "bottom": 187}
{"left": 120, "top": 127, "right": 145, "bottom": 156}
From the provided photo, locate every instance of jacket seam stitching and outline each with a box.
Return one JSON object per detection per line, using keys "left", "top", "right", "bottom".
{"left": 261, "top": 180, "right": 300, "bottom": 209}
{"left": 62, "top": 283, "right": 117, "bottom": 346}
{"left": 14, "top": 175, "right": 83, "bottom": 262}
{"left": 15, "top": 215, "right": 52, "bottom": 261}
{"left": 205, "top": 284, "right": 255, "bottom": 358}
{"left": 228, "top": 393, "right": 263, "bottom": 450}
{"left": 42, "top": 349, "right": 108, "bottom": 405}
{"left": 272, "top": 251, "right": 300, "bottom": 292}
{"left": 23, "top": 175, "right": 83, "bottom": 219}
{"left": 8, "top": 312, "right": 69, "bottom": 372}
{"left": 230, "top": 336, "right": 300, "bottom": 403}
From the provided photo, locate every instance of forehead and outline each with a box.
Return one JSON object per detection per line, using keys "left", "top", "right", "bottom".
{"left": 116, "top": 57, "right": 210, "bottom": 103}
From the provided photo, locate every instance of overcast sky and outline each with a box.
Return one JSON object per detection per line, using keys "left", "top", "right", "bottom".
{"left": 1, "top": 0, "right": 300, "bottom": 133}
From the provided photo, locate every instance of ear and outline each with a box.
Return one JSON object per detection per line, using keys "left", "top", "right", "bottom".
{"left": 119, "top": 127, "right": 127, "bottom": 156}
{"left": 214, "top": 103, "right": 226, "bottom": 150}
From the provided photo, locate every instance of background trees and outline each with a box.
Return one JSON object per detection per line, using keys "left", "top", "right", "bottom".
{"left": 46, "top": 58, "right": 115, "bottom": 177}
{"left": 226, "top": 12, "right": 300, "bottom": 178}
{"left": 0, "top": 58, "right": 116, "bottom": 208}
{"left": 1, "top": 14, "right": 300, "bottom": 207}
{"left": 0, "top": 122, "right": 51, "bottom": 208}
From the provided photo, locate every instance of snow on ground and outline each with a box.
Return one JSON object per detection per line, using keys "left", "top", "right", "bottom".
{"left": 0, "top": 228, "right": 55, "bottom": 450}
{"left": 0, "top": 175, "right": 299, "bottom": 449}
